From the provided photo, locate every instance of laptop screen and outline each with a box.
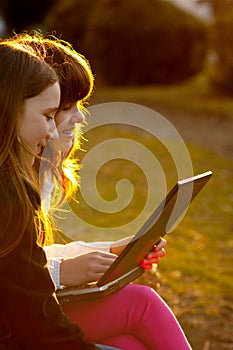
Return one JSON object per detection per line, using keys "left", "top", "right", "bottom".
{"left": 98, "top": 171, "right": 212, "bottom": 286}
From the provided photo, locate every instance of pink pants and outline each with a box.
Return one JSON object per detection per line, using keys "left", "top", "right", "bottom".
{"left": 62, "top": 284, "right": 192, "bottom": 350}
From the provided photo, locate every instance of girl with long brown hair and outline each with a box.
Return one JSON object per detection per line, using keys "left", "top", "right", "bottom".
{"left": 0, "top": 38, "right": 116, "bottom": 350}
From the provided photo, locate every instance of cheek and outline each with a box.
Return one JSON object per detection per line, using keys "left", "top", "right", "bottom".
{"left": 18, "top": 120, "right": 26, "bottom": 140}
{"left": 18, "top": 118, "right": 34, "bottom": 145}
{"left": 55, "top": 113, "right": 67, "bottom": 128}
{"left": 37, "top": 122, "right": 49, "bottom": 137}
{"left": 33, "top": 121, "right": 51, "bottom": 144}
{"left": 56, "top": 124, "right": 64, "bottom": 139}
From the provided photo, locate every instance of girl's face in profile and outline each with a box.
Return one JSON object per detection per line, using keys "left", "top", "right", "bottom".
{"left": 19, "top": 82, "right": 60, "bottom": 164}
{"left": 53, "top": 102, "right": 84, "bottom": 152}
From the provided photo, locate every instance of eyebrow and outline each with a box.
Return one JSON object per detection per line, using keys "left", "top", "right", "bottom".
{"left": 43, "top": 106, "right": 59, "bottom": 114}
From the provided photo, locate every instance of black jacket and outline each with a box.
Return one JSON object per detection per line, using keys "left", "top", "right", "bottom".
{"left": 0, "top": 169, "right": 97, "bottom": 349}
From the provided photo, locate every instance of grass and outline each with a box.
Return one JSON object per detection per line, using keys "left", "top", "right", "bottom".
{"left": 160, "top": 145, "right": 233, "bottom": 302}
{"left": 91, "top": 73, "right": 233, "bottom": 119}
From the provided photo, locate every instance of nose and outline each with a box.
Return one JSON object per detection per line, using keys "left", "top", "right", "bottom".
{"left": 71, "top": 108, "right": 85, "bottom": 125}
{"left": 48, "top": 119, "right": 59, "bottom": 140}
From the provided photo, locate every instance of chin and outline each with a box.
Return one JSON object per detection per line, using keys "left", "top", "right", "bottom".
{"left": 60, "top": 141, "right": 73, "bottom": 153}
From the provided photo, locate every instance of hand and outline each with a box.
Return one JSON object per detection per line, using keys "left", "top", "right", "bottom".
{"left": 141, "top": 237, "right": 166, "bottom": 270}
{"left": 60, "top": 251, "right": 118, "bottom": 287}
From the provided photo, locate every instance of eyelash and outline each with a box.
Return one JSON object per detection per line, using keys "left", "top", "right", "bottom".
{"left": 45, "top": 115, "right": 54, "bottom": 121}
{"left": 63, "top": 104, "right": 72, "bottom": 111}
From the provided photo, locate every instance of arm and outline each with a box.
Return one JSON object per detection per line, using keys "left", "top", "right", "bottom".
{"left": 58, "top": 236, "right": 166, "bottom": 287}
{"left": 46, "top": 236, "right": 166, "bottom": 288}
{"left": 44, "top": 240, "right": 113, "bottom": 258}
{"left": 45, "top": 241, "right": 117, "bottom": 288}
{"left": 45, "top": 235, "right": 145, "bottom": 287}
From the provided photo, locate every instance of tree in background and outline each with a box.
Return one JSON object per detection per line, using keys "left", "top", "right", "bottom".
{"left": 45, "top": 0, "right": 208, "bottom": 86}
{"left": 208, "top": 4, "right": 233, "bottom": 95}
{"left": 197, "top": 0, "right": 233, "bottom": 95}
{"left": 198, "top": 0, "right": 233, "bottom": 17}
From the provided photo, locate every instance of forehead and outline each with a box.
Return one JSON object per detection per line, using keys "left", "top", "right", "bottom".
{"left": 25, "top": 82, "right": 60, "bottom": 110}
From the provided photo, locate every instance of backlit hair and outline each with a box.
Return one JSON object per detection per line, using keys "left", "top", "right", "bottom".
{"left": 13, "top": 31, "right": 95, "bottom": 245}
{"left": 0, "top": 39, "right": 58, "bottom": 256}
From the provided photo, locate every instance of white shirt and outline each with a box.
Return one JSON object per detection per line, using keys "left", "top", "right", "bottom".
{"left": 42, "top": 171, "right": 113, "bottom": 289}
{"left": 44, "top": 241, "right": 112, "bottom": 289}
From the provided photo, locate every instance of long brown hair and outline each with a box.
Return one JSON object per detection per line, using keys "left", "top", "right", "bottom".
{"left": 0, "top": 40, "right": 58, "bottom": 256}
{"left": 13, "top": 32, "right": 94, "bottom": 231}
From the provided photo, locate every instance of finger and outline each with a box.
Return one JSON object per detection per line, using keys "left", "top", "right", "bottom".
{"left": 153, "top": 248, "right": 166, "bottom": 258}
{"left": 90, "top": 252, "right": 117, "bottom": 266}
{"left": 147, "top": 249, "right": 166, "bottom": 259}
{"left": 94, "top": 255, "right": 118, "bottom": 273}
{"left": 89, "top": 260, "right": 114, "bottom": 277}
{"left": 153, "top": 246, "right": 166, "bottom": 255}
{"left": 100, "top": 255, "right": 117, "bottom": 266}
{"left": 87, "top": 271, "right": 108, "bottom": 283}
{"left": 154, "top": 237, "right": 167, "bottom": 251}
{"left": 143, "top": 257, "right": 159, "bottom": 265}
{"left": 95, "top": 264, "right": 113, "bottom": 274}
{"left": 141, "top": 261, "right": 153, "bottom": 270}
{"left": 99, "top": 251, "right": 118, "bottom": 259}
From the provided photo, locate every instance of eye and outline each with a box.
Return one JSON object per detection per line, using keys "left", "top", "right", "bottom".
{"left": 45, "top": 114, "right": 54, "bottom": 121}
{"left": 62, "top": 104, "right": 72, "bottom": 111}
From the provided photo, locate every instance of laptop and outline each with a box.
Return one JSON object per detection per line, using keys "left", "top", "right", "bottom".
{"left": 56, "top": 171, "right": 212, "bottom": 304}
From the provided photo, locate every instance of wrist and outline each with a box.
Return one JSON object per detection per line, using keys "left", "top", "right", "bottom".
{"left": 50, "top": 257, "right": 64, "bottom": 290}
{"left": 60, "top": 258, "right": 69, "bottom": 286}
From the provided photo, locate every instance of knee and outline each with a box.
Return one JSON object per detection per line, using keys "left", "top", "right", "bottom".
{"left": 122, "top": 283, "right": 159, "bottom": 301}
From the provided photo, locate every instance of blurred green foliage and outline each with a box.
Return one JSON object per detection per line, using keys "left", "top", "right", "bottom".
{"left": 46, "top": 0, "right": 208, "bottom": 86}
{"left": 209, "top": 7, "right": 233, "bottom": 96}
